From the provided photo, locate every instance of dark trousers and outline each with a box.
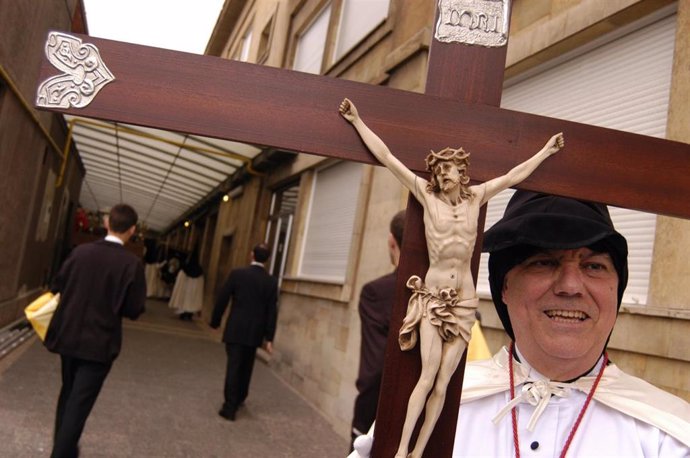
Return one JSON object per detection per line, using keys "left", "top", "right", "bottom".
{"left": 52, "top": 355, "right": 112, "bottom": 458}
{"left": 222, "top": 343, "right": 257, "bottom": 413}
{"left": 350, "top": 380, "right": 380, "bottom": 450}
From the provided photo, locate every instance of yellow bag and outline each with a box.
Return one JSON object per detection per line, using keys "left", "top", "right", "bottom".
{"left": 25, "top": 292, "right": 59, "bottom": 341}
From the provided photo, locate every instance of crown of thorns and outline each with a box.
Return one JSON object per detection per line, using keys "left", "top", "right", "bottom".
{"left": 425, "top": 147, "right": 470, "bottom": 171}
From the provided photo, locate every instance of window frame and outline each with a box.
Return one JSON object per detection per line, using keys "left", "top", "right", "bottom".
{"left": 332, "top": 0, "right": 392, "bottom": 62}
{"left": 291, "top": 2, "right": 333, "bottom": 74}
{"left": 279, "top": 159, "right": 373, "bottom": 303}
{"left": 287, "top": 0, "right": 397, "bottom": 76}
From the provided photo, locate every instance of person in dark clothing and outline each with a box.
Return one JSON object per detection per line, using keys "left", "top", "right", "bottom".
{"left": 182, "top": 247, "right": 203, "bottom": 278}
{"left": 45, "top": 204, "right": 146, "bottom": 458}
{"left": 143, "top": 238, "right": 157, "bottom": 264}
{"left": 351, "top": 210, "right": 406, "bottom": 446}
{"left": 159, "top": 251, "right": 182, "bottom": 296}
{"left": 169, "top": 245, "right": 204, "bottom": 321}
{"left": 211, "top": 243, "right": 278, "bottom": 421}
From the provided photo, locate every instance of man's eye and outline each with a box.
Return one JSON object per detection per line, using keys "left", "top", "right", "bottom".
{"left": 583, "top": 262, "right": 607, "bottom": 272}
{"left": 527, "top": 258, "right": 558, "bottom": 268}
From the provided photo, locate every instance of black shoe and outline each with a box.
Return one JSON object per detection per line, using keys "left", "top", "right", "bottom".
{"left": 218, "top": 408, "right": 236, "bottom": 421}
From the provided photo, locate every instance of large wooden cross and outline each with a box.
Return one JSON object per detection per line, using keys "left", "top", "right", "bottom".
{"left": 36, "top": 3, "right": 690, "bottom": 457}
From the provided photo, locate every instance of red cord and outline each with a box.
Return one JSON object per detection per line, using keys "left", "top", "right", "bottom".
{"left": 508, "top": 343, "right": 608, "bottom": 458}
{"left": 509, "top": 343, "right": 520, "bottom": 458}
{"left": 559, "top": 352, "right": 608, "bottom": 458}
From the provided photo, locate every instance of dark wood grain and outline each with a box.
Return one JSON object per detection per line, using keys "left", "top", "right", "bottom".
{"left": 372, "top": 9, "right": 510, "bottom": 455}
{"left": 36, "top": 32, "right": 690, "bottom": 219}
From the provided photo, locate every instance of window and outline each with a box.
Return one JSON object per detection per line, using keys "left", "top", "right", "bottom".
{"left": 333, "top": 0, "right": 390, "bottom": 61}
{"left": 266, "top": 183, "right": 300, "bottom": 286}
{"left": 293, "top": 4, "right": 332, "bottom": 73}
{"left": 257, "top": 16, "right": 275, "bottom": 64}
{"left": 239, "top": 28, "right": 253, "bottom": 62}
{"left": 477, "top": 14, "right": 677, "bottom": 306}
{"left": 231, "top": 26, "right": 253, "bottom": 61}
{"left": 299, "top": 161, "right": 363, "bottom": 282}
{"left": 292, "top": 0, "right": 393, "bottom": 74}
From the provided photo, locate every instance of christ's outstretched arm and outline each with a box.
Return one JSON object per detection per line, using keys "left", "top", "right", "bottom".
{"left": 480, "top": 133, "right": 564, "bottom": 204}
{"left": 339, "top": 98, "right": 424, "bottom": 201}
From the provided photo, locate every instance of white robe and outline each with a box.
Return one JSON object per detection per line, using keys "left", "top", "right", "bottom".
{"left": 455, "top": 347, "right": 690, "bottom": 457}
{"left": 145, "top": 261, "right": 167, "bottom": 298}
{"left": 349, "top": 347, "right": 690, "bottom": 458}
{"left": 168, "top": 271, "right": 204, "bottom": 314}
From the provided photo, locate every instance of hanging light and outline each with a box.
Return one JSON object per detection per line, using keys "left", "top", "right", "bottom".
{"left": 222, "top": 194, "right": 230, "bottom": 202}
{"left": 184, "top": 220, "right": 190, "bottom": 228}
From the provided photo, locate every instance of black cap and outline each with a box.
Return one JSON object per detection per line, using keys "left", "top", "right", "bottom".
{"left": 483, "top": 191, "right": 628, "bottom": 340}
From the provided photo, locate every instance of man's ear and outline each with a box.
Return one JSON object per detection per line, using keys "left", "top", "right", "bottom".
{"left": 387, "top": 233, "right": 396, "bottom": 251}
{"left": 388, "top": 233, "right": 400, "bottom": 267}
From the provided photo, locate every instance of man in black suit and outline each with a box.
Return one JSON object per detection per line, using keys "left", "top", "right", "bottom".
{"left": 45, "top": 204, "right": 146, "bottom": 458}
{"left": 351, "top": 210, "right": 405, "bottom": 446}
{"left": 211, "top": 243, "right": 278, "bottom": 421}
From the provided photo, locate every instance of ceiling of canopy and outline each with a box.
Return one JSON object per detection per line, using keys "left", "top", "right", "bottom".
{"left": 65, "top": 115, "right": 262, "bottom": 233}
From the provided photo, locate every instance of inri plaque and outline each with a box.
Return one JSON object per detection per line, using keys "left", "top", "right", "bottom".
{"left": 435, "top": 0, "right": 511, "bottom": 47}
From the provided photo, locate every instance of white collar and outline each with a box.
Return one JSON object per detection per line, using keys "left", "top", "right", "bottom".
{"left": 514, "top": 345, "right": 605, "bottom": 381}
{"left": 462, "top": 347, "right": 690, "bottom": 446}
{"left": 250, "top": 261, "right": 265, "bottom": 268}
{"left": 105, "top": 234, "right": 124, "bottom": 245}
{"left": 493, "top": 346, "right": 606, "bottom": 431}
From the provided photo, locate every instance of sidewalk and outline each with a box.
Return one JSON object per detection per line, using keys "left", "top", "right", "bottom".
{"left": 0, "top": 299, "right": 348, "bottom": 457}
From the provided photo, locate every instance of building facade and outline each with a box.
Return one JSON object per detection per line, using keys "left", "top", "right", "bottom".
{"left": 0, "top": 0, "right": 86, "bottom": 329}
{"left": 180, "top": 0, "right": 690, "bottom": 439}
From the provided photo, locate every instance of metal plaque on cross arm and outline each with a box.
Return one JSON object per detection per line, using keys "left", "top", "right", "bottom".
{"left": 36, "top": 32, "right": 115, "bottom": 109}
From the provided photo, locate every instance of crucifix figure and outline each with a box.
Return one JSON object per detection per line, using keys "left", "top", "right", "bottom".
{"left": 35, "top": 2, "right": 690, "bottom": 456}
{"left": 339, "top": 98, "right": 563, "bottom": 457}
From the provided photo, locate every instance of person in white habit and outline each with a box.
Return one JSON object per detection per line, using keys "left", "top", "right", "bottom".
{"left": 168, "top": 247, "right": 205, "bottom": 321}
{"left": 145, "top": 245, "right": 168, "bottom": 299}
{"left": 350, "top": 191, "right": 690, "bottom": 457}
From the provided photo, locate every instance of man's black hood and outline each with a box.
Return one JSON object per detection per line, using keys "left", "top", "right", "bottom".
{"left": 483, "top": 190, "right": 628, "bottom": 340}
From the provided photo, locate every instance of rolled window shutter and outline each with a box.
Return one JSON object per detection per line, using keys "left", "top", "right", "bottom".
{"left": 334, "top": 0, "right": 390, "bottom": 60}
{"left": 293, "top": 4, "right": 332, "bottom": 74}
{"left": 300, "top": 161, "right": 363, "bottom": 282}
{"left": 477, "top": 13, "right": 676, "bottom": 306}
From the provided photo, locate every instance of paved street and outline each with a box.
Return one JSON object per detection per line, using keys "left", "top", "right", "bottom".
{"left": 0, "top": 300, "right": 348, "bottom": 457}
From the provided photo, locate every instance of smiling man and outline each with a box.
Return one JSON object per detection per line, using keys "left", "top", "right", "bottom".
{"left": 453, "top": 190, "right": 690, "bottom": 456}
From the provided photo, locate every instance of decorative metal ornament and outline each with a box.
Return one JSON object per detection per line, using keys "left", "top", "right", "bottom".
{"left": 435, "top": 0, "right": 511, "bottom": 47}
{"left": 36, "top": 32, "right": 115, "bottom": 109}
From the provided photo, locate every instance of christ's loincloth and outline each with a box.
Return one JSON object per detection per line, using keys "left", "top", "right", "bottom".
{"left": 398, "top": 275, "right": 478, "bottom": 351}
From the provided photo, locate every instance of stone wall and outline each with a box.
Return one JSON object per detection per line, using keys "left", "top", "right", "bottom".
{"left": 0, "top": 0, "right": 85, "bottom": 328}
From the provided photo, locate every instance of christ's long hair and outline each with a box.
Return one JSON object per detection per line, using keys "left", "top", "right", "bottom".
{"left": 425, "top": 147, "right": 473, "bottom": 199}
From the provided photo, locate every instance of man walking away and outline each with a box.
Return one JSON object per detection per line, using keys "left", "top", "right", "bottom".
{"left": 211, "top": 243, "right": 278, "bottom": 421}
{"left": 45, "top": 203, "right": 146, "bottom": 458}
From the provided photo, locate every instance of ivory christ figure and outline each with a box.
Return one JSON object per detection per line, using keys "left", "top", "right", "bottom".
{"left": 339, "top": 98, "right": 564, "bottom": 458}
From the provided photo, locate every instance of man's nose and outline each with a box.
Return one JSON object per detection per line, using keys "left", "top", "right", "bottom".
{"left": 553, "top": 263, "right": 584, "bottom": 296}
